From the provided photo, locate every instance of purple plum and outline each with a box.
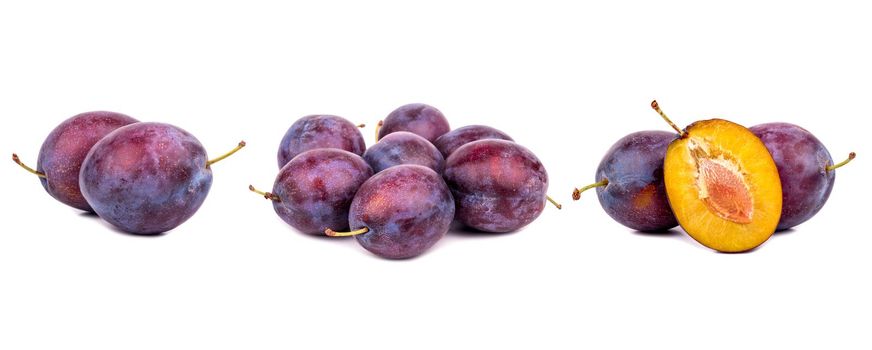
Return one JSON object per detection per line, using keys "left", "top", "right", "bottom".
{"left": 377, "top": 103, "right": 450, "bottom": 143}
{"left": 433, "top": 125, "right": 514, "bottom": 158}
{"left": 443, "top": 139, "right": 549, "bottom": 233}
{"left": 277, "top": 115, "right": 365, "bottom": 168}
{"left": 80, "top": 122, "right": 243, "bottom": 234}
{"left": 363, "top": 131, "right": 444, "bottom": 174}
{"left": 327, "top": 165, "right": 454, "bottom": 259}
{"left": 13, "top": 111, "right": 138, "bottom": 211}
{"left": 573, "top": 131, "right": 678, "bottom": 232}
{"left": 252, "top": 149, "right": 373, "bottom": 235}
{"left": 751, "top": 122, "right": 854, "bottom": 231}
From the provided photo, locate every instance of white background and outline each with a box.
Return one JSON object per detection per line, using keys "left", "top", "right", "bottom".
{"left": 1, "top": 1, "right": 869, "bottom": 349}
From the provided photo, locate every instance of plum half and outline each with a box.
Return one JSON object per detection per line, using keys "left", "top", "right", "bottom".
{"left": 573, "top": 131, "right": 678, "bottom": 232}
{"left": 80, "top": 122, "right": 244, "bottom": 235}
{"left": 653, "top": 101, "right": 782, "bottom": 252}
{"left": 13, "top": 111, "right": 139, "bottom": 211}
{"left": 750, "top": 122, "right": 855, "bottom": 231}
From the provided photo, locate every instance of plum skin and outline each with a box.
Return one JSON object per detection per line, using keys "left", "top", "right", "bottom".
{"left": 277, "top": 115, "right": 366, "bottom": 168}
{"left": 593, "top": 131, "right": 678, "bottom": 232}
{"left": 80, "top": 122, "right": 213, "bottom": 235}
{"left": 363, "top": 131, "right": 445, "bottom": 174}
{"left": 433, "top": 125, "right": 514, "bottom": 158}
{"left": 36, "top": 111, "right": 138, "bottom": 211}
{"left": 377, "top": 103, "right": 450, "bottom": 143}
{"left": 349, "top": 165, "right": 455, "bottom": 259}
{"left": 750, "top": 123, "right": 835, "bottom": 231}
{"left": 271, "top": 149, "right": 373, "bottom": 235}
{"left": 443, "top": 139, "right": 548, "bottom": 233}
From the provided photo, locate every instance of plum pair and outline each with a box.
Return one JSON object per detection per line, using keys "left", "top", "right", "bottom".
{"left": 256, "top": 114, "right": 370, "bottom": 232}
{"left": 365, "top": 103, "right": 451, "bottom": 175}
{"left": 274, "top": 104, "right": 451, "bottom": 175}
{"left": 274, "top": 109, "right": 446, "bottom": 175}
{"left": 14, "top": 112, "right": 244, "bottom": 235}
{"left": 574, "top": 101, "right": 854, "bottom": 252}
{"left": 257, "top": 152, "right": 453, "bottom": 260}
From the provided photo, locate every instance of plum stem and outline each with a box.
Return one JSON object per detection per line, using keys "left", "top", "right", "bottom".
{"left": 248, "top": 184, "right": 281, "bottom": 202}
{"left": 572, "top": 179, "right": 609, "bottom": 200}
{"left": 651, "top": 100, "right": 686, "bottom": 137}
{"left": 546, "top": 195, "right": 562, "bottom": 209}
{"left": 827, "top": 152, "right": 856, "bottom": 172}
{"left": 325, "top": 227, "right": 369, "bottom": 237}
{"left": 11, "top": 153, "right": 46, "bottom": 178}
{"left": 357, "top": 123, "right": 366, "bottom": 128}
{"left": 207, "top": 141, "right": 246, "bottom": 167}
{"left": 375, "top": 120, "right": 384, "bottom": 142}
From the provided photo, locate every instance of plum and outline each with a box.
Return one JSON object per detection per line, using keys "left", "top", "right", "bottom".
{"left": 80, "top": 122, "right": 244, "bottom": 234}
{"left": 326, "top": 165, "right": 454, "bottom": 259}
{"left": 277, "top": 115, "right": 366, "bottom": 168}
{"left": 572, "top": 131, "right": 678, "bottom": 232}
{"left": 750, "top": 122, "right": 855, "bottom": 231}
{"left": 363, "top": 131, "right": 444, "bottom": 174}
{"left": 249, "top": 149, "right": 373, "bottom": 235}
{"left": 433, "top": 125, "right": 514, "bottom": 158}
{"left": 376, "top": 103, "right": 450, "bottom": 143}
{"left": 653, "top": 100, "right": 782, "bottom": 253}
{"left": 12, "top": 111, "right": 138, "bottom": 211}
{"left": 443, "top": 139, "right": 550, "bottom": 233}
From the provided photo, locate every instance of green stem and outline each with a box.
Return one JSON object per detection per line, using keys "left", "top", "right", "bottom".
{"left": 249, "top": 185, "right": 281, "bottom": 202}
{"left": 572, "top": 179, "right": 609, "bottom": 200}
{"left": 326, "top": 227, "right": 369, "bottom": 237}
{"left": 375, "top": 120, "right": 383, "bottom": 142}
{"left": 207, "top": 141, "right": 246, "bottom": 167}
{"left": 651, "top": 100, "right": 686, "bottom": 137}
{"left": 826, "top": 152, "right": 856, "bottom": 172}
{"left": 546, "top": 195, "right": 562, "bottom": 210}
{"left": 12, "top": 153, "right": 46, "bottom": 178}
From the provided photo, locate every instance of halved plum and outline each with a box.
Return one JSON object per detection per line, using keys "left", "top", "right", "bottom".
{"left": 654, "top": 101, "right": 782, "bottom": 252}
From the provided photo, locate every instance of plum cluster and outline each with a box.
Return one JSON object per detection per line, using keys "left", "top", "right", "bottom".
{"left": 14, "top": 112, "right": 244, "bottom": 235}
{"left": 574, "top": 101, "right": 855, "bottom": 253}
{"left": 253, "top": 103, "right": 560, "bottom": 259}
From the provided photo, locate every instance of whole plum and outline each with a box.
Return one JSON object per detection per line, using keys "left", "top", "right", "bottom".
{"left": 443, "top": 139, "right": 549, "bottom": 233}
{"left": 327, "top": 165, "right": 454, "bottom": 259}
{"left": 252, "top": 149, "right": 373, "bottom": 235}
{"left": 278, "top": 115, "right": 365, "bottom": 168}
{"left": 573, "top": 131, "right": 678, "bottom": 232}
{"left": 433, "top": 125, "right": 513, "bottom": 159}
{"left": 377, "top": 103, "right": 450, "bottom": 143}
{"left": 751, "top": 122, "right": 855, "bottom": 231}
{"left": 80, "top": 122, "right": 244, "bottom": 234}
{"left": 363, "top": 131, "right": 444, "bottom": 174}
{"left": 13, "top": 111, "right": 138, "bottom": 211}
